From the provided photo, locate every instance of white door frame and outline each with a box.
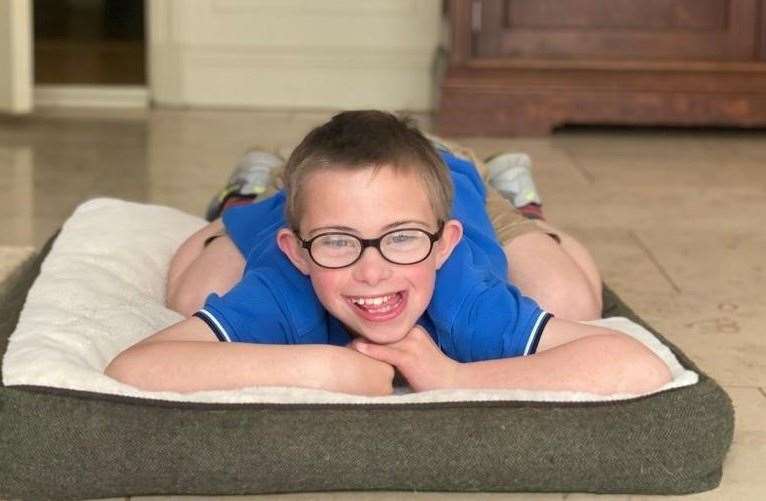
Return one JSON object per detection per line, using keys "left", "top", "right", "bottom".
{"left": 2, "top": 0, "right": 154, "bottom": 110}
{"left": 34, "top": 0, "right": 153, "bottom": 108}
{"left": 0, "top": 0, "right": 32, "bottom": 114}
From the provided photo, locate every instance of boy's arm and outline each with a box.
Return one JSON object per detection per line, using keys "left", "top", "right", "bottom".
{"left": 351, "top": 319, "right": 671, "bottom": 396}
{"left": 105, "top": 317, "right": 394, "bottom": 396}
{"left": 443, "top": 144, "right": 602, "bottom": 321}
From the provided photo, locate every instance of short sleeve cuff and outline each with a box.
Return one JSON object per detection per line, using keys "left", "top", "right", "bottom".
{"left": 522, "top": 311, "right": 553, "bottom": 356}
{"left": 193, "top": 309, "right": 232, "bottom": 342}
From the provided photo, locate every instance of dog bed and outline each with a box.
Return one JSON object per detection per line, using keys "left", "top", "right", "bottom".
{"left": 0, "top": 199, "right": 734, "bottom": 500}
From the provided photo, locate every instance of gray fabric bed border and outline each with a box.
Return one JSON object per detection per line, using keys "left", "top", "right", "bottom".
{"left": 0, "top": 233, "right": 734, "bottom": 500}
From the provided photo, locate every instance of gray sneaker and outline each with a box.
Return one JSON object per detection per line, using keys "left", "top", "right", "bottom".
{"left": 485, "top": 152, "right": 542, "bottom": 208}
{"left": 205, "top": 150, "right": 283, "bottom": 221}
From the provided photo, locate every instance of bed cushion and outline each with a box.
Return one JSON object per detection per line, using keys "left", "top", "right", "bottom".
{"left": 0, "top": 199, "right": 734, "bottom": 500}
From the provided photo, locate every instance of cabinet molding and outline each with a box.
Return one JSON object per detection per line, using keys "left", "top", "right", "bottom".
{"left": 439, "top": 0, "right": 766, "bottom": 135}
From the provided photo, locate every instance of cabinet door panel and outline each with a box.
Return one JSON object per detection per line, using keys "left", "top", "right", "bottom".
{"left": 476, "top": 0, "right": 760, "bottom": 61}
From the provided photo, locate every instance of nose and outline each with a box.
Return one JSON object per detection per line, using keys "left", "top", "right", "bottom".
{"left": 351, "top": 247, "right": 393, "bottom": 286}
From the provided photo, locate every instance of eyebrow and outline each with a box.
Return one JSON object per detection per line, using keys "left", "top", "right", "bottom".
{"left": 307, "top": 219, "right": 432, "bottom": 236}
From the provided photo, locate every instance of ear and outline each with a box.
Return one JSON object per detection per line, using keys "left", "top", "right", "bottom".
{"left": 433, "top": 219, "right": 463, "bottom": 270}
{"left": 276, "top": 228, "right": 311, "bottom": 275}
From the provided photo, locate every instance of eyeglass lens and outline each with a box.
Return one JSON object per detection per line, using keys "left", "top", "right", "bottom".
{"left": 310, "top": 229, "right": 434, "bottom": 267}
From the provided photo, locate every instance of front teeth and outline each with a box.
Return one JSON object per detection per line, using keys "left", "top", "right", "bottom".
{"left": 351, "top": 294, "right": 395, "bottom": 306}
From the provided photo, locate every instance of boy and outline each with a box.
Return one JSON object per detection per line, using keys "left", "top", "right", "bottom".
{"left": 105, "top": 111, "right": 670, "bottom": 396}
{"left": 170, "top": 146, "right": 603, "bottom": 324}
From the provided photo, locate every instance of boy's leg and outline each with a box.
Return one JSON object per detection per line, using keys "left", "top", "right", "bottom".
{"left": 499, "top": 213, "right": 603, "bottom": 321}
{"left": 485, "top": 152, "right": 544, "bottom": 220}
{"left": 166, "top": 220, "right": 245, "bottom": 317}
{"left": 173, "top": 142, "right": 602, "bottom": 320}
{"left": 512, "top": 236, "right": 602, "bottom": 319}
{"left": 441, "top": 140, "right": 603, "bottom": 320}
{"left": 495, "top": 231, "right": 603, "bottom": 321}
{"left": 488, "top": 180, "right": 603, "bottom": 319}
{"left": 205, "top": 150, "right": 284, "bottom": 221}
{"left": 167, "top": 149, "right": 283, "bottom": 316}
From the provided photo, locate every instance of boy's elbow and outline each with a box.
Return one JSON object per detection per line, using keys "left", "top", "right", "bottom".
{"left": 611, "top": 335, "right": 672, "bottom": 394}
{"left": 548, "top": 285, "right": 602, "bottom": 321}
{"left": 166, "top": 285, "right": 203, "bottom": 318}
{"left": 632, "top": 351, "right": 673, "bottom": 394}
{"left": 104, "top": 346, "right": 154, "bottom": 390}
{"left": 104, "top": 351, "right": 133, "bottom": 385}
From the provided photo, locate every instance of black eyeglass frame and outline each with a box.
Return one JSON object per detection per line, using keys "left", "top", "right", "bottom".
{"left": 296, "top": 221, "right": 445, "bottom": 269}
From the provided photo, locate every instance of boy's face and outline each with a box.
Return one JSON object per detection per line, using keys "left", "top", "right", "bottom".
{"left": 278, "top": 165, "right": 462, "bottom": 345}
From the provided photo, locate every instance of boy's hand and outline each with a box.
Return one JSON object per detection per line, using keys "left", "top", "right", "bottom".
{"left": 350, "top": 326, "right": 459, "bottom": 392}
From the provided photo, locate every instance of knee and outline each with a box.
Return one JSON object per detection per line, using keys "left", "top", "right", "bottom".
{"left": 166, "top": 280, "right": 204, "bottom": 318}
{"left": 555, "top": 230, "right": 604, "bottom": 313}
{"left": 539, "top": 276, "right": 602, "bottom": 321}
{"left": 569, "top": 283, "right": 602, "bottom": 321}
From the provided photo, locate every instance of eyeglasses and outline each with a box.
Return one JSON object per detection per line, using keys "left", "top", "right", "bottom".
{"left": 296, "top": 222, "right": 445, "bottom": 269}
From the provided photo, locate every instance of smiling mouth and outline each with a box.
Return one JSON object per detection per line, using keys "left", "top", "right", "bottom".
{"left": 345, "top": 291, "right": 407, "bottom": 321}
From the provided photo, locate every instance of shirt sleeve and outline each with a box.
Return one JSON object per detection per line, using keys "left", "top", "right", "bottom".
{"left": 456, "top": 279, "right": 552, "bottom": 361}
{"left": 221, "top": 191, "right": 286, "bottom": 259}
{"left": 427, "top": 149, "right": 551, "bottom": 362}
{"left": 195, "top": 265, "right": 330, "bottom": 345}
{"left": 428, "top": 235, "right": 552, "bottom": 363}
{"left": 195, "top": 270, "right": 291, "bottom": 344}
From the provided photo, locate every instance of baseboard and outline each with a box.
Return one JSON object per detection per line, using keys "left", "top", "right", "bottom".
{"left": 438, "top": 65, "right": 766, "bottom": 136}
{"left": 34, "top": 85, "right": 149, "bottom": 108}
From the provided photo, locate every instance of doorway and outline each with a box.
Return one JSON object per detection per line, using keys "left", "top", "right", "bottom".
{"left": 34, "top": 0, "right": 145, "bottom": 85}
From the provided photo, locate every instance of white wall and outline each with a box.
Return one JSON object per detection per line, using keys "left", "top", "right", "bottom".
{"left": 149, "top": 0, "right": 442, "bottom": 111}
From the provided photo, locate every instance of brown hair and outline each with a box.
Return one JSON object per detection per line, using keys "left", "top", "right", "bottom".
{"left": 282, "top": 110, "right": 453, "bottom": 230}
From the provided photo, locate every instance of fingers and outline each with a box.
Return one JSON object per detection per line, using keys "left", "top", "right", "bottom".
{"left": 355, "top": 330, "right": 431, "bottom": 368}
{"left": 352, "top": 341, "right": 402, "bottom": 367}
{"left": 351, "top": 327, "right": 460, "bottom": 393}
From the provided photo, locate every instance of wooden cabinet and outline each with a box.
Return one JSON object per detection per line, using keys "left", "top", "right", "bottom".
{"left": 438, "top": 0, "right": 766, "bottom": 135}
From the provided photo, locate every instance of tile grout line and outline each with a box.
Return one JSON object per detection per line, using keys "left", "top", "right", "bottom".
{"left": 560, "top": 147, "right": 597, "bottom": 185}
{"left": 628, "top": 230, "right": 682, "bottom": 293}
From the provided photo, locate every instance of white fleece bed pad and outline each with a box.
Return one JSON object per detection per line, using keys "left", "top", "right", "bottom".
{"left": 2, "top": 198, "right": 698, "bottom": 405}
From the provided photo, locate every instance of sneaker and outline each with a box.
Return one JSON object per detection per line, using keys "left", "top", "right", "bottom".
{"left": 485, "top": 152, "right": 542, "bottom": 208}
{"left": 205, "top": 150, "right": 283, "bottom": 221}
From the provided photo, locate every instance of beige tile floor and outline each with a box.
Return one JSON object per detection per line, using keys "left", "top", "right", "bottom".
{"left": 0, "top": 108, "right": 764, "bottom": 500}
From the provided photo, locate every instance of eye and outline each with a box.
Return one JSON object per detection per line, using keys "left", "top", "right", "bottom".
{"left": 316, "top": 235, "right": 357, "bottom": 249}
{"left": 390, "top": 233, "right": 418, "bottom": 243}
{"left": 384, "top": 230, "right": 426, "bottom": 247}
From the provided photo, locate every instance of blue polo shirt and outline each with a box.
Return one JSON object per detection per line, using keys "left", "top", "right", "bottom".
{"left": 195, "top": 150, "right": 551, "bottom": 363}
